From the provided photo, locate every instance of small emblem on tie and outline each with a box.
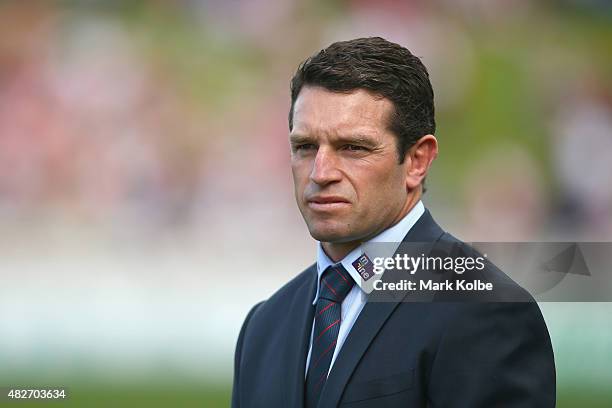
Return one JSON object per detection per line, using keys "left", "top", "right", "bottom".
{"left": 353, "top": 254, "right": 374, "bottom": 281}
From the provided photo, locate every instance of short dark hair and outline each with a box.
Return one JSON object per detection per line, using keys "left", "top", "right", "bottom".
{"left": 289, "top": 37, "right": 435, "bottom": 163}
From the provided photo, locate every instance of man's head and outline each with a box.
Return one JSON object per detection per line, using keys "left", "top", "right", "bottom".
{"left": 289, "top": 37, "right": 435, "bottom": 164}
{"left": 288, "top": 37, "right": 438, "bottom": 258}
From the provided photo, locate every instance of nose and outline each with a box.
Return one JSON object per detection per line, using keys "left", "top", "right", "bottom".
{"left": 310, "top": 146, "right": 342, "bottom": 186}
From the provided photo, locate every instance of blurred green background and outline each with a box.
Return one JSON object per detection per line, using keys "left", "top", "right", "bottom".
{"left": 1, "top": 0, "right": 611, "bottom": 406}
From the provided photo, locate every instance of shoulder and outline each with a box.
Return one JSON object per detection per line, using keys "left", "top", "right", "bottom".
{"left": 243, "top": 263, "right": 316, "bottom": 323}
{"left": 421, "top": 232, "right": 552, "bottom": 352}
{"left": 432, "top": 231, "right": 534, "bottom": 302}
{"left": 264, "top": 263, "right": 316, "bottom": 305}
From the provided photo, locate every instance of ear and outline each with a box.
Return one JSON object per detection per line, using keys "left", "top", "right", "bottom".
{"left": 404, "top": 135, "right": 438, "bottom": 191}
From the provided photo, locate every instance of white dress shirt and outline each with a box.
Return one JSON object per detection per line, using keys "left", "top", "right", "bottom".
{"left": 304, "top": 200, "right": 425, "bottom": 377}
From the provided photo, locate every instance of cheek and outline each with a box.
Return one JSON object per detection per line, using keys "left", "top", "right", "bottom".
{"left": 290, "top": 161, "right": 302, "bottom": 179}
{"left": 353, "top": 165, "right": 405, "bottom": 203}
{"left": 291, "top": 163, "right": 308, "bottom": 193}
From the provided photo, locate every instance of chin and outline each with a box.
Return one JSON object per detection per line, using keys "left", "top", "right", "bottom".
{"left": 306, "top": 222, "right": 356, "bottom": 243}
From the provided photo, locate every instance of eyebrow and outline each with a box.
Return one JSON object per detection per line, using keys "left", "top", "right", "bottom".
{"left": 288, "top": 134, "right": 314, "bottom": 145}
{"left": 335, "top": 134, "right": 379, "bottom": 147}
{"left": 289, "top": 133, "right": 379, "bottom": 147}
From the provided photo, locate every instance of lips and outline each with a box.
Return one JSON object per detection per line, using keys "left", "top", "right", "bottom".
{"left": 308, "top": 196, "right": 349, "bottom": 204}
{"left": 307, "top": 196, "right": 350, "bottom": 211}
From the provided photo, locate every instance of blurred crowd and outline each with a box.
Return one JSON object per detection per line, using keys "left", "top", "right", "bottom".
{"left": 0, "top": 0, "right": 611, "bottom": 240}
{"left": 1, "top": 2, "right": 611, "bottom": 400}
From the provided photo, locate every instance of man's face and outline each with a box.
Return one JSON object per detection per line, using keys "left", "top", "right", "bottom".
{"left": 290, "top": 86, "right": 412, "bottom": 245}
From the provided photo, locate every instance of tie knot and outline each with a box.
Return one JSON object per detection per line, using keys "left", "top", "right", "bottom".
{"left": 319, "top": 264, "right": 355, "bottom": 303}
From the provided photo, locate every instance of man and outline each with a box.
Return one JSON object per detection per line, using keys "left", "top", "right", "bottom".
{"left": 232, "top": 37, "right": 555, "bottom": 407}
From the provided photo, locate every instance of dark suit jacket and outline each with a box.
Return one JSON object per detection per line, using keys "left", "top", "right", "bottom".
{"left": 232, "top": 210, "right": 556, "bottom": 407}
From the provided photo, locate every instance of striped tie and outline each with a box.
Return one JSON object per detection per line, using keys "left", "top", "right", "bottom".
{"left": 305, "top": 264, "right": 355, "bottom": 408}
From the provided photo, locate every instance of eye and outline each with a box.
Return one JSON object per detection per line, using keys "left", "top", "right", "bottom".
{"left": 344, "top": 144, "right": 366, "bottom": 151}
{"left": 294, "top": 143, "right": 317, "bottom": 152}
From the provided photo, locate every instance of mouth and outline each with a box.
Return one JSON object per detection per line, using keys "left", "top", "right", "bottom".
{"left": 307, "top": 196, "right": 351, "bottom": 211}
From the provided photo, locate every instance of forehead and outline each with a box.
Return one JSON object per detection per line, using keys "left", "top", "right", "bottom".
{"left": 291, "top": 86, "right": 393, "bottom": 137}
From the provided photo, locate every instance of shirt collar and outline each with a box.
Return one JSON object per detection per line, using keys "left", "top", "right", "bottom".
{"left": 312, "top": 200, "right": 425, "bottom": 305}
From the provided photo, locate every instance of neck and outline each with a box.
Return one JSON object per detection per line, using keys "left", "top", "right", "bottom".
{"left": 321, "top": 192, "right": 421, "bottom": 263}
{"left": 321, "top": 241, "right": 360, "bottom": 263}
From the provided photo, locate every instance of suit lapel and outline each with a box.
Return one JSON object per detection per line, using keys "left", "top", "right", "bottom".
{"left": 317, "top": 210, "right": 445, "bottom": 408}
{"left": 283, "top": 265, "right": 317, "bottom": 408}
